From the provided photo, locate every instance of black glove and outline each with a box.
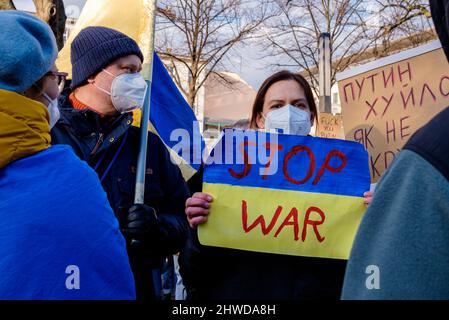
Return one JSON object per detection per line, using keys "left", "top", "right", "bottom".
{"left": 121, "top": 204, "right": 167, "bottom": 248}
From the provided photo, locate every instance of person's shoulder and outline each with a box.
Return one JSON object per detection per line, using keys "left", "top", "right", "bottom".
{"left": 4, "top": 146, "right": 87, "bottom": 185}
{"left": 11, "top": 145, "right": 111, "bottom": 215}
{"left": 42, "top": 146, "right": 114, "bottom": 220}
{"left": 404, "top": 107, "right": 449, "bottom": 180}
{"left": 34, "top": 145, "right": 102, "bottom": 189}
{"left": 18, "top": 144, "right": 75, "bottom": 166}
{"left": 42, "top": 145, "right": 84, "bottom": 167}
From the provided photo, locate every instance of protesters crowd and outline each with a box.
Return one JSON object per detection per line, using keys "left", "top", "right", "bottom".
{"left": 0, "top": 0, "right": 448, "bottom": 300}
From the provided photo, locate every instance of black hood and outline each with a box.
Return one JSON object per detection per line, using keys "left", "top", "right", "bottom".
{"left": 430, "top": 0, "right": 449, "bottom": 62}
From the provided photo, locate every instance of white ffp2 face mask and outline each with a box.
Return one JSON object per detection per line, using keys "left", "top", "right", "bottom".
{"left": 42, "top": 92, "right": 60, "bottom": 129}
{"left": 94, "top": 69, "right": 148, "bottom": 114}
{"left": 264, "top": 104, "right": 311, "bottom": 136}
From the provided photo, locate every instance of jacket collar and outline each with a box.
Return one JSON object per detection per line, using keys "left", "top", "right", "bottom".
{"left": 0, "top": 89, "right": 51, "bottom": 169}
{"left": 57, "top": 91, "right": 133, "bottom": 151}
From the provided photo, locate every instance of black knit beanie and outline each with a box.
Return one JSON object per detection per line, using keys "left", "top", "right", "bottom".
{"left": 70, "top": 26, "right": 144, "bottom": 89}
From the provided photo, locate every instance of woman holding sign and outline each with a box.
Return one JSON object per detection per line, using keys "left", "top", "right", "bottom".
{"left": 180, "top": 70, "right": 372, "bottom": 300}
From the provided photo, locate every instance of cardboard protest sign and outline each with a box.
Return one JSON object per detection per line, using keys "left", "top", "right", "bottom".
{"left": 198, "top": 129, "right": 370, "bottom": 260}
{"left": 316, "top": 113, "right": 345, "bottom": 139}
{"left": 337, "top": 41, "right": 449, "bottom": 182}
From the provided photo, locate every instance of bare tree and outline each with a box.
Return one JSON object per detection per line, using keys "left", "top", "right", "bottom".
{"left": 262, "top": 0, "right": 386, "bottom": 96}
{"left": 363, "top": 1, "right": 435, "bottom": 59}
{"left": 156, "top": 0, "right": 274, "bottom": 110}
{"left": 375, "top": 0, "right": 432, "bottom": 36}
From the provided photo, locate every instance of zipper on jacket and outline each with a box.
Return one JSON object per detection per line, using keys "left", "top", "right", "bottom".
{"left": 90, "top": 132, "right": 104, "bottom": 156}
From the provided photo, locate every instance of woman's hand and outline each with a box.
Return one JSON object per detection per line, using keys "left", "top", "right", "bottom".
{"left": 185, "top": 192, "right": 213, "bottom": 228}
{"left": 363, "top": 191, "right": 374, "bottom": 206}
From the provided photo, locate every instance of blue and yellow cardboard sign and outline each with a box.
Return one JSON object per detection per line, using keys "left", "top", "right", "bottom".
{"left": 199, "top": 129, "right": 370, "bottom": 260}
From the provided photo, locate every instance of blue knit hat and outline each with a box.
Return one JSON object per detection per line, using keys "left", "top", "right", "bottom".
{"left": 70, "top": 26, "right": 144, "bottom": 89}
{"left": 0, "top": 11, "right": 58, "bottom": 93}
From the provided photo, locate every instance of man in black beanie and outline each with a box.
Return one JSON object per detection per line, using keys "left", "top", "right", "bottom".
{"left": 51, "top": 26, "right": 190, "bottom": 301}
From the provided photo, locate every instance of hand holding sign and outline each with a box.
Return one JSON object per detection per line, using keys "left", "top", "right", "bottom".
{"left": 185, "top": 192, "right": 213, "bottom": 228}
{"left": 186, "top": 191, "right": 374, "bottom": 228}
{"left": 197, "top": 129, "right": 370, "bottom": 260}
{"left": 363, "top": 191, "right": 374, "bottom": 206}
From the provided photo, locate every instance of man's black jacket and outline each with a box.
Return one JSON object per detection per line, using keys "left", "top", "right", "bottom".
{"left": 51, "top": 92, "right": 190, "bottom": 300}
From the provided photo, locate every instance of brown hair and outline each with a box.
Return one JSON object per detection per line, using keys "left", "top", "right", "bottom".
{"left": 250, "top": 70, "right": 318, "bottom": 129}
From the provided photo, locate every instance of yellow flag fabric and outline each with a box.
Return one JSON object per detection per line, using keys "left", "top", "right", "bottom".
{"left": 57, "top": 0, "right": 154, "bottom": 77}
{"left": 200, "top": 183, "right": 366, "bottom": 260}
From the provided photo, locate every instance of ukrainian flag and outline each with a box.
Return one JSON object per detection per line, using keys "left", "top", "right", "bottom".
{"left": 57, "top": 0, "right": 204, "bottom": 180}
{"left": 199, "top": 129, "right": 371, "bottom": 260}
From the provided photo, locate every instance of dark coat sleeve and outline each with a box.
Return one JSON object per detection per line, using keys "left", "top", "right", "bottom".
{"left": 151, "top": 134, "right": 191, "bottom": 255}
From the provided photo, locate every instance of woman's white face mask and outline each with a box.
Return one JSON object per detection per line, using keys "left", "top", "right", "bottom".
{"left": 42, "top": 92, "right": 60, "bottom": 129}
{"left": 31, "top": 79, "right": 60, "bottom": 129}
{"left": 263, "top": 104, "right": 312, "bottom": 136}
{"left": 93, "top": 69, "right": 148, "bottom": 114}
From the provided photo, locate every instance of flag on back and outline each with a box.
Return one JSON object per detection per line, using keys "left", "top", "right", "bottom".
{"left": 57, "top": 0, "right": 204, "bottom": 180}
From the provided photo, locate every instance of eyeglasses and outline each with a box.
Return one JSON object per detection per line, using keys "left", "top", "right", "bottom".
{"left": 45, "top": 71, "right": 68, "bottom": 86}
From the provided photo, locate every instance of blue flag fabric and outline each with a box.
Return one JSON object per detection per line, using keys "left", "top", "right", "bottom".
{"left": 0, "top": 145, "right": 135, "bottom": 300}
{"left": 203, "top": 129, "right": 371, "bottom": 197}
{"left": 149, "top": 53, "right": 205, "bottom": 173}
